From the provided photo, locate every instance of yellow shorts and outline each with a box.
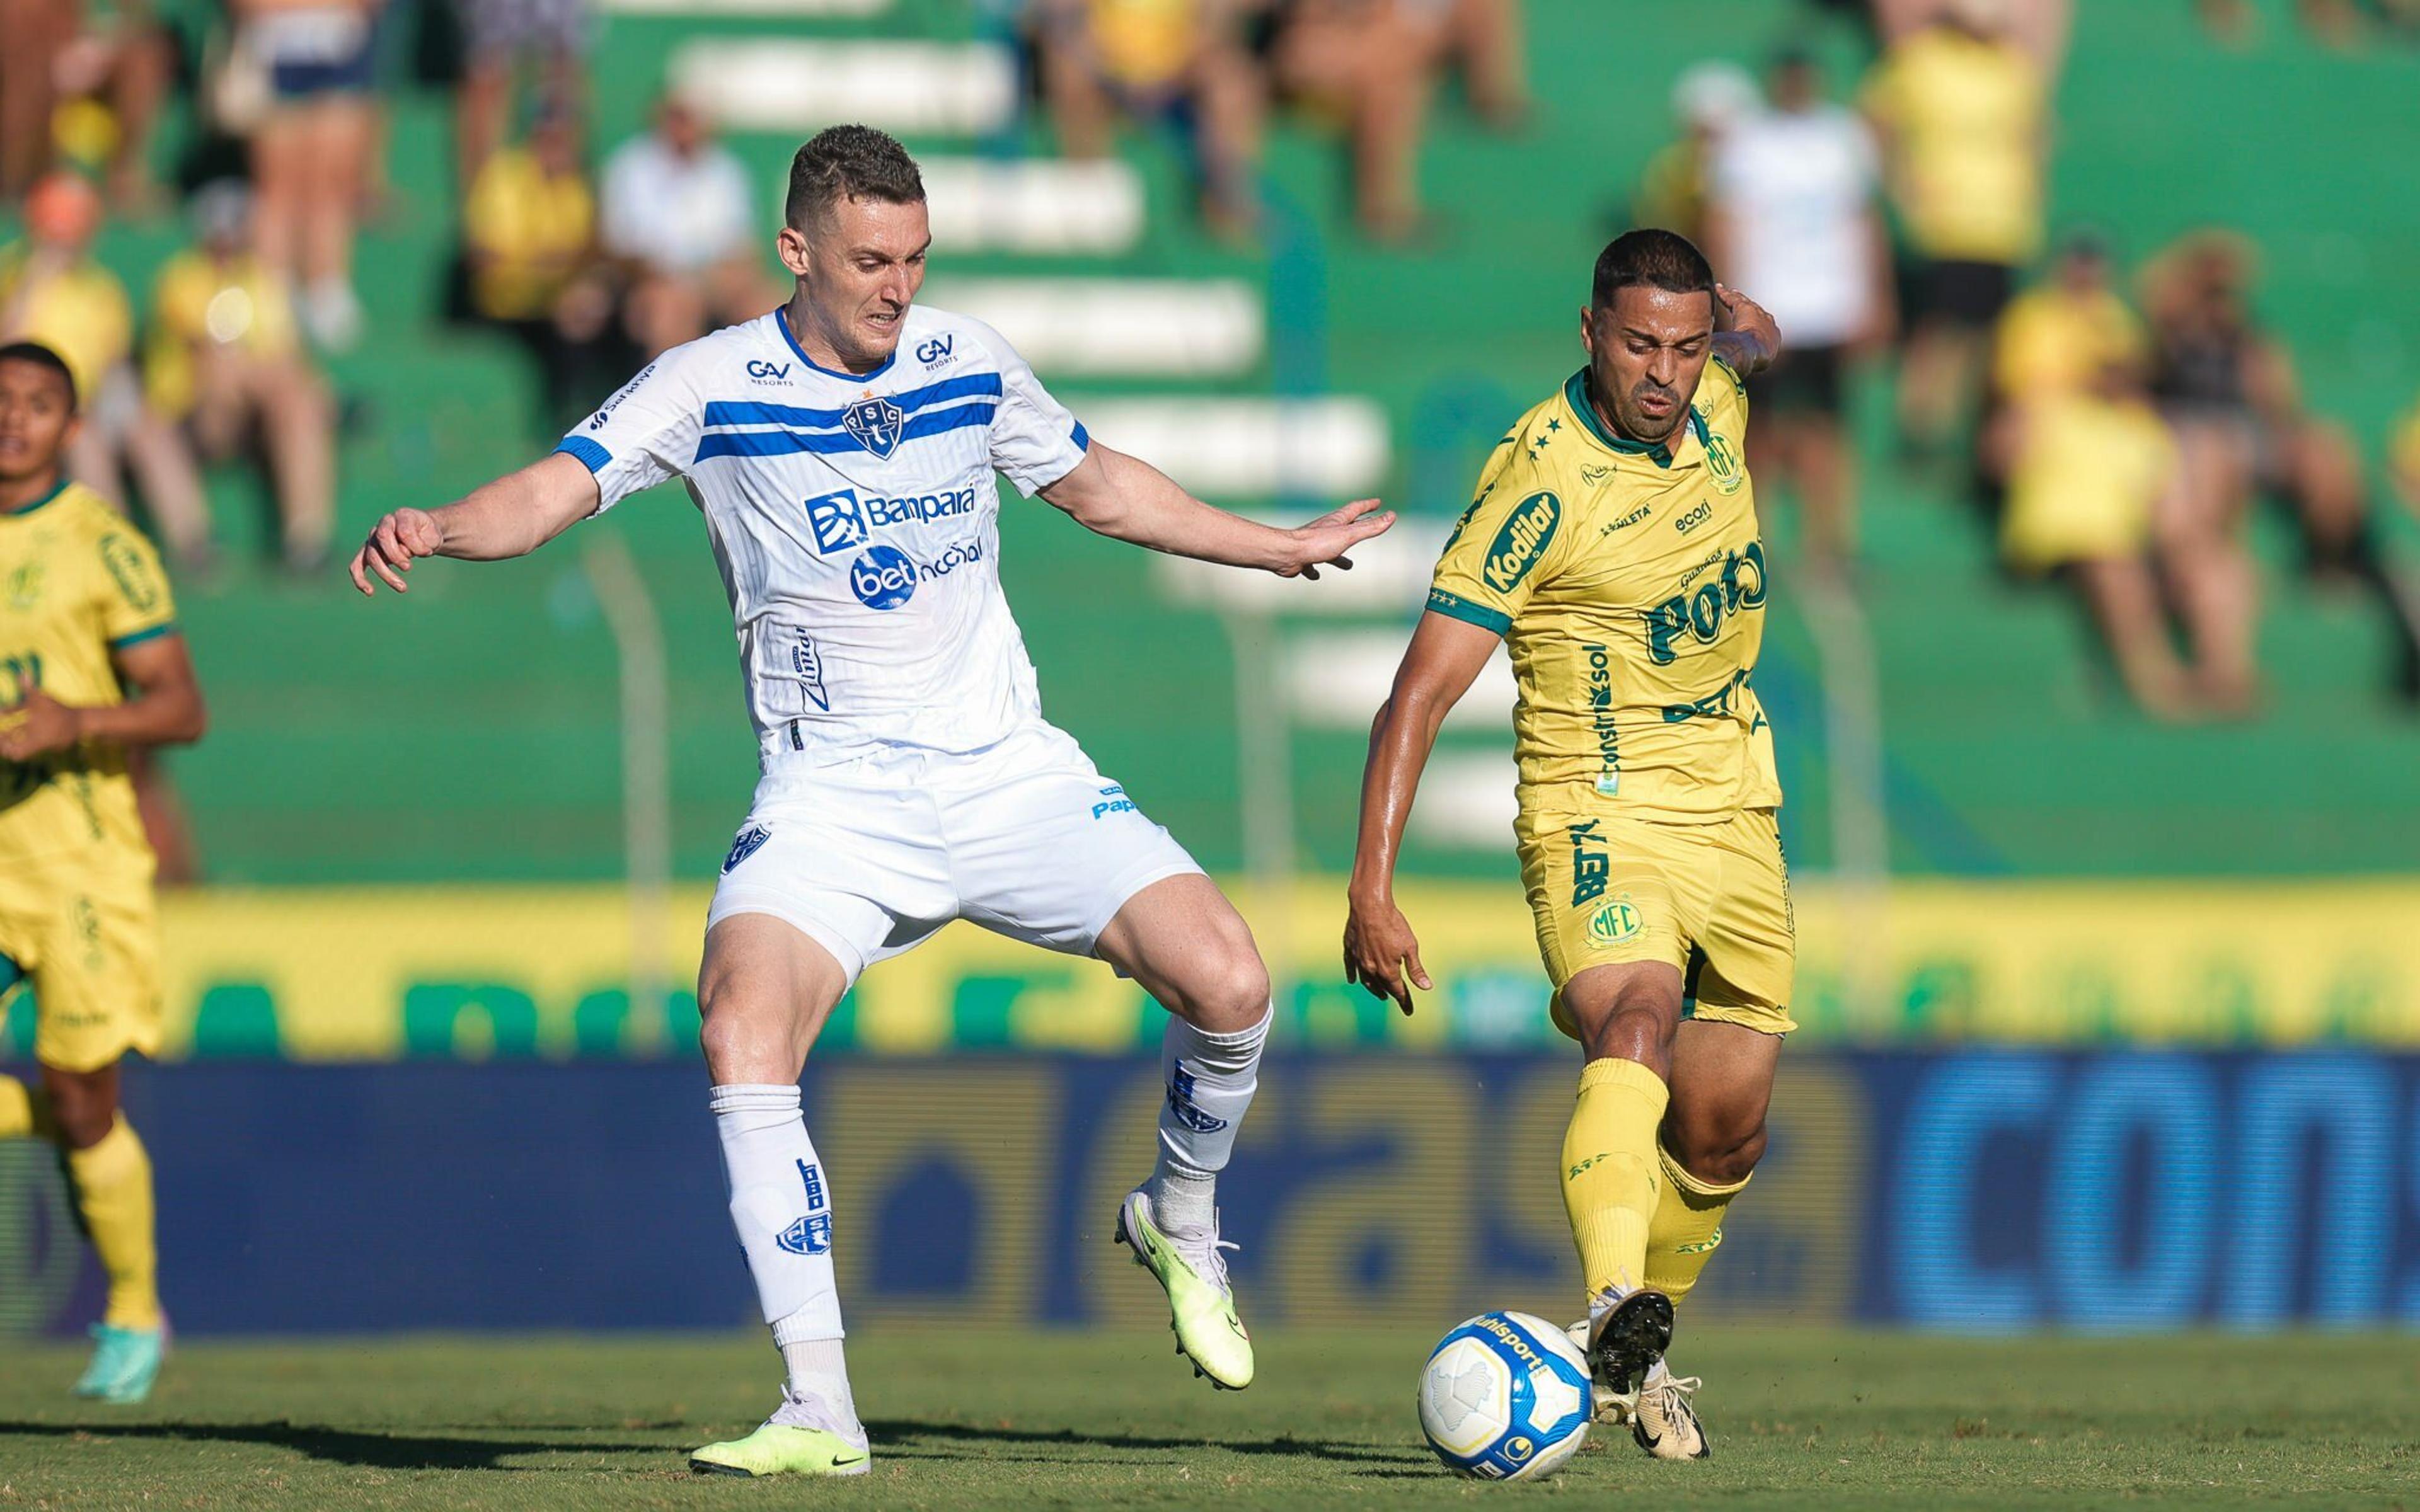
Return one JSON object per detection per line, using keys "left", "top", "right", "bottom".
{"left": 1516, "top": 801, "right": 1797, "bottom": 1039}
{"left": 0, "top": 858, "right": 162, "bottom": 1073}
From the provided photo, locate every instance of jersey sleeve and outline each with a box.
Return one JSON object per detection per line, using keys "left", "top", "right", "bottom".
{"left": 553, "top": 349, "right": 706, "bottom": 515}
{"left": 962, "top": 317, "right": 1090, "bottom": 496}
{"left": 91, "top": 519, "right": 178, "bottom": 650}
{"left": 1701, "top": 352, "right": 1750, "bottom": 430}
{"left": 1427, "top": 437, "right": 1570, "bottom": 637}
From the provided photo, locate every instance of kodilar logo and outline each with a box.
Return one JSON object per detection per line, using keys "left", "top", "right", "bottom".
{"left": 1482, "top": 491, "right": 1560, "bottom": 593}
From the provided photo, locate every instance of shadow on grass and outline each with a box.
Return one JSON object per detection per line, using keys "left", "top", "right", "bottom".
{"left": 865, "top": 1417, "right": 1424, "bottom": 1466}
{"left": 0, "top": 1420, "right": 667, "bottom": 1472}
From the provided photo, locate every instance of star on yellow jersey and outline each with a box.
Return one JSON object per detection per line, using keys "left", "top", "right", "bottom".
{"left": 1427, "top": 358, "right": 1780, "bottom": 822}
{"left": 0, "top": 479, "right": 178, "bottom": 869}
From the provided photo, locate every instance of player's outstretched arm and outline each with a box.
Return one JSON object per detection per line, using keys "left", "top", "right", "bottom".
{"left": 1342, "top": 611, "right": 1501, "bottom": 1014}
{"left": 1038, "top": 442, "right": 1395, "bottom": 579}
{"left": 349, "top": 451, "right": 602, "bottom": 595}
{"left": 1710, "top": 282, "right": 1783, "bottom": 378}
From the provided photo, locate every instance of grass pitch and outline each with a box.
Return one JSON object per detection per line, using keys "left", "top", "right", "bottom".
{"left": 1, "top": 1327, "right": 2414, "bottom": 1509}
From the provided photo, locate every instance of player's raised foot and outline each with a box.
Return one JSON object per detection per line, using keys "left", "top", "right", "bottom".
{"left": 1115, "top": 1189, "right": 1253, "bottom": 1390}
{"left": 1565, "top": 1319, "right": 1632, "bottom": 1426}
{"left": 1630, "top": 1358, "right": 1710, "bottom": 1460}
{"left": 689, "top": 1389, "right": 870, "bottom": 1478}
{"left": 1583, "top": 1286, "right": 1674, "bottom": 1409}
{"left": 71, "top": 1322, "right": 165, "bottom": 1404}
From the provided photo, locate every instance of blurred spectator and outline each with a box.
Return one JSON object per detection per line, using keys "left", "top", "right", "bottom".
{"left": 462, "top": 106, "right": 616, "bottom": 432}
{"left": 0, "top": 171, "right": 139, "bottom": 505}
{"left": 2394, "top": 397, "right": 2420, "bottom": 518}
{"left": 1992, "top": 355, "right": 2197, "bottom": 718}
{"left": 233, "top": 0, "right": 384, "bottom": 351}
{"left": 2141, "top": 230, "right": 2420, "bottom": 704}
{"left": 1, "top": 0, "right": 176, "bottom": 209}
{"left": 142, "top": 181, "right": 338, "bottom": 575}
{"left": 599, "top": 93, "right": 765, "bottom": 358}
{"left": 1990, "top": 232, "right": 2141, "bottom": 408}
{"left": 1631, "top": 60, "right": 1757, "bottom": 246}
{"left": 1704, "top": 47, "right": 1891, "bottom": 570}
{"left": 452, "top": 0, "right": 591, "bottom": 191}
{"left": 1872, "top": 0, "right": 2071, "bottom": 75}
{"left": 1862, "top": 0, "right": 2046, "bottom": 456}
{"left": 1266, "top": 0, "right": 1529, "bottom": 243}
{"left": 1034, "top": 0, "right": 1264, "bottom": 239}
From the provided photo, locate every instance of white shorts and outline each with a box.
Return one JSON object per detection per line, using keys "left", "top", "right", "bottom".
{"left": 705, "top": 722, "right": 1204, "bottom": 985}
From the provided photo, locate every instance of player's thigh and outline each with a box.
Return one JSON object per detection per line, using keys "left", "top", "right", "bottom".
{"left": 23, "top": 874, "right": 162, "bottom": 1080}
{"left": 1691, "top": 808, "right": 1799, "bottom": 1039}
{"left": 946, "top": 728, "right": 1216, "bottom": 983}
{"left": 696, "top": 913, "right": 851, "bottom": 1083}
{"left": 1518, "top": 805, "right": 1695, "bottom": 1043}
{"left": 1662, "top": 1017, "right": 1782, "bottom": 1184}
{"left": 1093, "top": 873, "right": 1269, "bottom": 1033}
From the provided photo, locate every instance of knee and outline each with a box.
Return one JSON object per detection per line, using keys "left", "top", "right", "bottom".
{"left": 1574, "top": 992, "right": 1680, "bottom": 1070}
{"left": 1665, "top": 1108, "right": 1767, "bottom": 1187}
{"left": 1180, "top": 948, "right": 1270, "bottom": 1035}
{"left": 40, "top": 1072, "right": 116, "bottom": 1150}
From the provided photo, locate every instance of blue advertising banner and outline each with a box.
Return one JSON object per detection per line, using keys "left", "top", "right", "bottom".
{"left": 3, "top": 1053, "right": 2416, "bottom": 1337}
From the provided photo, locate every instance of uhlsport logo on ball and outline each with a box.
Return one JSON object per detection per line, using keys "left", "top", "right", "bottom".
{"left": 1417, "top": 1310, "right": 1591, "bottom": 1480}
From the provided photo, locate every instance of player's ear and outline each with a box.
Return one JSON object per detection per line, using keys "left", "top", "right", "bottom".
{"left": 1578, "top": 303, "right": 1599, "bottom": 357}
{"left": 775, "top": 224, "right": 814, "bottom": 278}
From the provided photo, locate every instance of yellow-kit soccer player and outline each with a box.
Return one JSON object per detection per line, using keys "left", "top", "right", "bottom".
{"left": 0, "top": 340, "right": 207, "bottom": 1404}
{"left": 1345, "top": 231, "right": 1784, "bottom": 1462}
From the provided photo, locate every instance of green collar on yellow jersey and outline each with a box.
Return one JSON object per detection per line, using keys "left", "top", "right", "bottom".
{"left": 1564, "top": 368, "right": 1712, "bottom": 470}
{"left": 4, "top": 478, "right": 69, "bottom": 516}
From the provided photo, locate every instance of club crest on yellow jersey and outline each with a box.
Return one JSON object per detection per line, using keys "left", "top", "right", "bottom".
{"left": 1699, "top": 414, "right": 1746, "bottom": 495}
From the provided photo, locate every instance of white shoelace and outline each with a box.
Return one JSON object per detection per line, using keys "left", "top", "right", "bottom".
{"left": 1165, "top": 1213, "right": 1240, "bottom": 1296}
{"left": 1640, "top": 1371, "right": 1703, "bottom": 1420}
{"left": 769, "top": 1385, "right": 868, "bottom": 1446}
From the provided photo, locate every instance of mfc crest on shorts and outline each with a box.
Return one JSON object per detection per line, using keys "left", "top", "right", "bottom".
{"left": 555, "top": 306, "right": 1202, "bottom": 983}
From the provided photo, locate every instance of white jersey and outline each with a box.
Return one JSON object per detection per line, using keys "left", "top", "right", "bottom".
{"left": 556, "top": 306, "right": 1092, "bottom": 765}
{"left": 1709, "top": 105, "right": 1879, "bottom": 347}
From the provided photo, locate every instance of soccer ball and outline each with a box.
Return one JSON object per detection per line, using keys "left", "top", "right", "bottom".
{"left": 1416, "top": 1310, "right": 1593, "bottom": 1480}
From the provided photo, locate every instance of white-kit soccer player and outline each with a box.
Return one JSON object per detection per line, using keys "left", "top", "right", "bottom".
{"left": 349, "top": 124, "right": 1394, "bottom": 1479}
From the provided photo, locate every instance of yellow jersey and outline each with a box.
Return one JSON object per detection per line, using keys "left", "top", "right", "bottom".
{"left": 0, "top": 243, "right": 134, "bottom": 405}
{"left": 144, "top": 249, "right": 302, "bottom": 420}
{"left": 2002, "top": 394, "right": 2174, "bottom": 571}
{"left": 1428, "top": 360, "right": 1781, "bottom": 823}
{"left": 2392, "top": 399, "right": 2420, "bottom": 493}
{"left": 463, "top": 147, "right": 597, "bottom": 323}
{"left": 1861, "top": 27, "right": 2044, "bottom": 265}
{"left": 0, "top": 480, "right": 176, "bottom": 871}
{"left": 1992, "top": 285, "right": 2144, "bottom": 402}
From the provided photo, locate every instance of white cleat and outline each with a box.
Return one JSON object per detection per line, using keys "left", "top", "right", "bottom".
{"left": 1630, "top": 1358, "right": 1710, "bottom": 1460}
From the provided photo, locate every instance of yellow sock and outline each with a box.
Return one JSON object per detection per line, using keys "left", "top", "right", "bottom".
{"left": 66, "top": 1116, "right": 162, "bottom": 1331}
{"left": 1644, "top": 1142, "right": 1750, "bottom": 1305}
{"left": 1560, "top": 1057, "right": 1670, "bottom": 1300}
{"left": 0, "top": 1073, "right": 47, "bottom": 1139}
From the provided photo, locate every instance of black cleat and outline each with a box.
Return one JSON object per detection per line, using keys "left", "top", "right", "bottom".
{"left": 1585, "top": 1288, "right": 1674, "bottom": 1400}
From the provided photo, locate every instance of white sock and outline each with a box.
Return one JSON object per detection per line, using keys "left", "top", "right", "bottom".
{"left": 1147, "top": 1005, "right": 1270, "bottom": 1235}
{"left": 711, "top": 1084, "right": 853, "bottom": 1426}
{"left": 775, "top": 1332, "right": 863, "bottom": 1442}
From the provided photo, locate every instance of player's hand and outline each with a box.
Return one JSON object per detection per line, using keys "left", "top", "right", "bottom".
{"left": 1275, "top": 498, "right": 1395, "bottom": 581}
{"left": 0, "top": 689, "right": 82, "bottom": 760}
{"left": 349, "top": 508, "right": 447, "bottom": 595}
{"left": 1712, "top": 282, "right": 1782, "bottom": 365}
{"left": 1342, "top": 890, "right": 1431, "bottom": 1016}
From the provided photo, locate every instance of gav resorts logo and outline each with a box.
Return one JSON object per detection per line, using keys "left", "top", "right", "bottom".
{"left": 850, "top": 545, "right": 919, "bottom": 610}
{"left": 745, "top": 358, "right": 791, "bottom": 382}
{"left": 1482, "top": 491, "right": 1560, "bottom": 594}
{"left": 1587, "top": 895, "right": 1643, "bottom": 949}
{"left": 842, "top": 394, "right": 907, "bottom": 459}
{"left": 916, "top": 333, "right": 955, "bottom": 367}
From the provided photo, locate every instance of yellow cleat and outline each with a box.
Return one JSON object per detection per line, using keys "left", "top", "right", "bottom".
{"left": 1117, "top": 1190, "right": 1254, "bottom": 1390}
{"left": 689, "top": 1421, "right": 870, "bottom": 1478}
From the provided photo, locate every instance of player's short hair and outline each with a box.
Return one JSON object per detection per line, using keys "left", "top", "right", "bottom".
{"left": 1591, "top": 229, "right": 1716, "bottom": 311}
{"left": 785, "top": 125, "right": 926, "bottom": 236}
{"left": 0, "top": 340, "right": 77, "bottom": 412}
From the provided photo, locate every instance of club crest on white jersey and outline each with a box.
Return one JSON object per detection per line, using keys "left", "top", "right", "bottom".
{"left": 556, "top": 306, "right": 1091, "bottom": 764}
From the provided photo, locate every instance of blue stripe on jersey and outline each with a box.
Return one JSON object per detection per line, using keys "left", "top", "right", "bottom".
{"left": 1070, "top": 420, "right": 1090, "bottom": 452}
{"left": 691, "top": 401, "right": 1000, "bottom": 464}
{"left": 555, "top": 435, "right": 611, "bottom": 472}
{"left": 699, "top": 373, "right": 1006, "bottom": 434}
